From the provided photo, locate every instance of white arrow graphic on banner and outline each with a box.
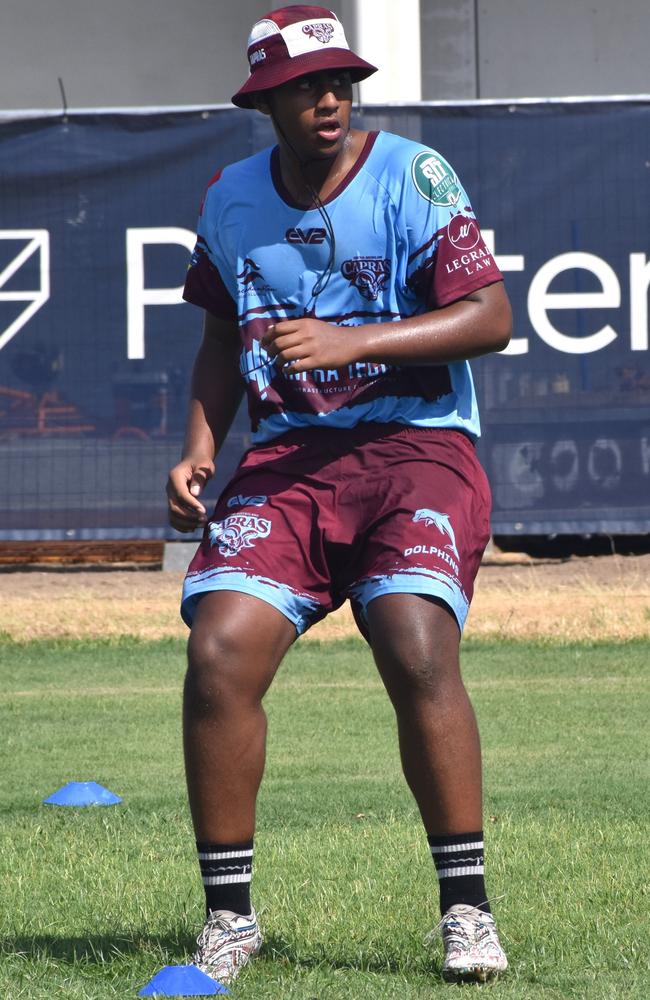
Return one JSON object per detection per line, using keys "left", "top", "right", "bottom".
{"left": 0, "top": 230, "right": 50, "bottom": 351}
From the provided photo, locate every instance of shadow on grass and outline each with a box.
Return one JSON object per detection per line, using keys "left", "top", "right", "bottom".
{"left": 2, "top": 931, "right": 441, "bottom": 979}
{"left": 1, "top": 930, "right": 193, "bottom": 963}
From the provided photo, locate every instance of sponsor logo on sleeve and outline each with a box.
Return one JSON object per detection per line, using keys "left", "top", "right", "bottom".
{"left": 341, "top": 257, "right": 391, "bottom": 301}
{"left": 208, "top": 514, "right": 271, "bottom": 557}
{"left": 447, "top": 214, "right": 480, "bottom": 250}
{"left": 412, "top": 152, "right": 461, "bottom": 208}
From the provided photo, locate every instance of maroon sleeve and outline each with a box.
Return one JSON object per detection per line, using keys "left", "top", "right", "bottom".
{"left": 183, "top": 241, "right": 237, "bottom": 322}
{"left": 430, "top": 216, "right": 503, "bottom": 308}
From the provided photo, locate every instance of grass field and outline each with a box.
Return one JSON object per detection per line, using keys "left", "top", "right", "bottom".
{"left": 1, "top": 635, "right": 648, "bottom": 999}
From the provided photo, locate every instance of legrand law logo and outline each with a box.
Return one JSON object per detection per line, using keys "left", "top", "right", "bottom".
{"left": 412, "top": 152, "right": 461, "bottom": 208}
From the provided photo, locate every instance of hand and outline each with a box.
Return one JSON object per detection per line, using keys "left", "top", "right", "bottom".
{"left": 166, "top": 457, "right": 215, "bottom": 533}
{"left": 261, "top": 318, "right": 360, "bottom": 373}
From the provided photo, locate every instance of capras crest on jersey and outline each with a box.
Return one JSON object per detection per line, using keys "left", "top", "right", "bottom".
{"left": 341, "top": 257, "right": 391, "bottom": 301}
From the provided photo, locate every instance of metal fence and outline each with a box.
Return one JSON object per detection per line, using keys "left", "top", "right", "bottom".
{"left": 1, "top": 99, "right": 648, "bottom": 539}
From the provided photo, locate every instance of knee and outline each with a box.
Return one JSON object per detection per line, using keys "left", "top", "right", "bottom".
{"left": 185, "top": 622, "right": 255, "bottom": 716}
{"left": 377, "top": 640, "right": 464, "bottom": 709}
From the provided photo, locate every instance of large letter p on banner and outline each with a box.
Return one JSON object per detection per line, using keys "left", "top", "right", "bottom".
{"left": 126, "top": 227, "right": 195, "bottom": 360}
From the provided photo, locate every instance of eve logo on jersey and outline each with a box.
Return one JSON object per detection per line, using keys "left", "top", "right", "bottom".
{"left": 302, "top": 22, "right": 335, "bottom": 43}
{"left": 208, "top": 514, "right": 271, "bottom": 557}
{"left": 341, "top": 257, "right": 391, "bottom": 301}
{"left": 285, "top": 227, "right": 327, "bottom": 245}
{"left": 412, "top": 152, "right": 461, "bottom": 208}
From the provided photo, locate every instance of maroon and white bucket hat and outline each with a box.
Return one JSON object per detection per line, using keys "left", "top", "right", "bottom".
{"left": 232, "top": 5, "right": 377, "bottom": 108}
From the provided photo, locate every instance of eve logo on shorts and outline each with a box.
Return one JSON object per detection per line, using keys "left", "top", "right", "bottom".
{"left": 341, "top": 257, "right": 391, "bottom": 301}
{"left": 413, "top": 509, "right": 459, "bottom": 559}
{"left": 412, "top": 152, "right": 461, "bottom": 208}
{"left": 208, "top": 514, "right": 271, "bottom": 557}
{"left": 285, "top": 227, "right": 327, "bottom": 245}
{"left": 226, "top": 494, "right": 268, "bottom": 509}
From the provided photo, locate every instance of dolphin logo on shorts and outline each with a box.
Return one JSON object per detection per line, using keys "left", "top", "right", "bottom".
{"left": 209, "top": 514, "right": 271, "bottom": 558}
{"left": 413, "top": 509, "right": 459, "bottom": 559}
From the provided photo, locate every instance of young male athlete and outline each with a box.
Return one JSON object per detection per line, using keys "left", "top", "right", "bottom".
{"left": 167, "top": 4, "right": 512, "bottom": 985}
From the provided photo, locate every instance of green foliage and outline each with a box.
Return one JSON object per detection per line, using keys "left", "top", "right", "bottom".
{"left": 0, "top": 638, "right": 648, "bottom": 998}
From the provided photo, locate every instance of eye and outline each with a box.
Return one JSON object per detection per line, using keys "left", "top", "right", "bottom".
{"left": 295, "top": 75, "right": 316, "bottom": 91}
{"left": 329, "top": 71, "right": 351, "bottom": 88}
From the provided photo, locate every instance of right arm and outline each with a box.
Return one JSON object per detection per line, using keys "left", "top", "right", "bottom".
{"left": 166, "top": 311, "right": 243, "bottom": 533}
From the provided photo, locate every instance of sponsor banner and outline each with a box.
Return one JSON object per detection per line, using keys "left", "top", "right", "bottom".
{"left": 0, "top": 101, "right": 648, "bottom": 538}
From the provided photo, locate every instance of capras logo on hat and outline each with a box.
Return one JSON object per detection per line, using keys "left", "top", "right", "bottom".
{"left": 302, "top": 22, "right": 335, "bottom": 43}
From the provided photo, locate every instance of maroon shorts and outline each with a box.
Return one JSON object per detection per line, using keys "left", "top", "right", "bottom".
{"left": 182, "top": 424, "right": 492, "bottom": 636}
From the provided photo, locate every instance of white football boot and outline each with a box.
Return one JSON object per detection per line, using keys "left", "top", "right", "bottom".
{"left": 192, "top": 908, "right": 262, "bottom": 984}
{"left": 434, "top": 903, "right": 508, "bottom": 982}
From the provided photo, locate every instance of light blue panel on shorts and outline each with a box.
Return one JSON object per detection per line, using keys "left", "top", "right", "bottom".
{"left": 181, "top": 566, "right": 322, "bottom": 636}
{"left": 347, "top": 568, "right": 470, "bottom": 632}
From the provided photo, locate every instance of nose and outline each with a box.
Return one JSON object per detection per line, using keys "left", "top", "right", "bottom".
{"left": 314, "top": 74, "right": 339, "bottom": 109}
{"left": 316, "top": 88, "right": 338, "bottom": 111}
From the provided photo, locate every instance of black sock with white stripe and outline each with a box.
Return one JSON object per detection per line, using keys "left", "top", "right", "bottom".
{"left": 428, "top": 830, "right": 491, "bottom": 916}
{"left": 196, "top": 840, "right": 254, "bottom": 917}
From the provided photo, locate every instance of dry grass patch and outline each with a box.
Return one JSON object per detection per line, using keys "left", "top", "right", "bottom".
{"left": 1, "top": 552, "right": 648, "bottom": 643}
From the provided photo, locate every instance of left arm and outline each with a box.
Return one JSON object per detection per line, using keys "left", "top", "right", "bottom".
{"left": 261, "top": 280, "right": 512, "bottom": 373}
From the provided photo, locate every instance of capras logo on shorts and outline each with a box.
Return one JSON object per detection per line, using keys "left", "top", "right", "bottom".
{"left": 226, "top": 494, "right": 268, "bottom": 509}
{"left": 285, "top": 227, "right": 327, "bottom": 245}
{"left": 208, "top": 514, "right": 271, "bottom": 557}
{"left": 341, "top": 257, "right": 391, "bottom": 301}
{"left": 412, "top": 509, "right": 459, "bottom": 558}
{"left": 447, "top": 214, "right": 480, "bottom": 251}
{"left": 302, "top": 22, "right": 335, "bottom": 43}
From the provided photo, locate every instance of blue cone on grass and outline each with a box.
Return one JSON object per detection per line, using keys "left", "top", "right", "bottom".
{"left": 43, "top": 781, "right": 122, "bottom": 806}
{"left": 139, "top": 964, "right": 228, "bottom": 996}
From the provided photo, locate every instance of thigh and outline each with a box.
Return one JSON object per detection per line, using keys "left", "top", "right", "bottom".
{"left": 366, "top": 593, "right": 461, "bottom": 703}
{"left": 346, "top": 429, "right": 491, "bottom": 638}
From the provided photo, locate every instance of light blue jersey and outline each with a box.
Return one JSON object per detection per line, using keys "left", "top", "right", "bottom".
{"left": 184, "top": 130, "right": 502, "bottom": 443}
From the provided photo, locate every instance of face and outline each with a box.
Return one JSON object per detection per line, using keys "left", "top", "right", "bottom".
{"left": 261, "top": 70, "right": 354, "bottom": 160}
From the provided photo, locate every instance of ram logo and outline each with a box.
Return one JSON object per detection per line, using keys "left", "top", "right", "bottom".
{"left": 413, "top": 509, "right": 459, "bottom": 559}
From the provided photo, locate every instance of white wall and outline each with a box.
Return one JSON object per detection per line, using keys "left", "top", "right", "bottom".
{"left": 2, "top": 0, "right": 649, "bottom": 111}
{"left": 476, "top": 0, "right": 650, "bottom": 98}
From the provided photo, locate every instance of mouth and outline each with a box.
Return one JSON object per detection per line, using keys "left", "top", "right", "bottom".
{"left": 314, "top": 119, "right": 343, "bottom": 142}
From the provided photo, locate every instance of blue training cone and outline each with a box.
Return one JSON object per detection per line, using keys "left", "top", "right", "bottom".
{"left": 139, "top": 964, "right": 228, "bottom": 996}
{"left": 43, "top": 781, "right": 122, "bottom": 806}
